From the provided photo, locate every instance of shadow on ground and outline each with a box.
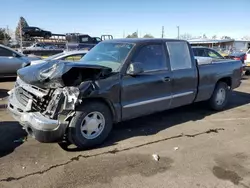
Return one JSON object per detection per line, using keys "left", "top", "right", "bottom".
{"left": 0, "top": 121, "right": 27, "bottom": 158}
{"left": 0, "top": 77, "right": 16, "bottom": 83}
{"left": 0, "top": 89, "right": 9, "bottom": 99}
{"left": 60, "top": 90, "right": 250, "bottom": 151}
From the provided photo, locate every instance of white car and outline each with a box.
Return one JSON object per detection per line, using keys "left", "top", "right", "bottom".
{"left": 30, "top": 50, "right": 89, "bottom": 65}
{"left": 245, "top": 48, "right": 250, "bottom": 63}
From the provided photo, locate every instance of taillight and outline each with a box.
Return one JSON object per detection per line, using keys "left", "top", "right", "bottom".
{"left": 234, "top": 57, "right": 241, "bottom": 60}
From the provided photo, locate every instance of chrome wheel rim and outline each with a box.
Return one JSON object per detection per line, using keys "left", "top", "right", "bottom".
{"left": 216, "top": 88, "right": 226, "bottom": 105}
{"left": 80, "top": 111, "right": 105, "bottom": 139}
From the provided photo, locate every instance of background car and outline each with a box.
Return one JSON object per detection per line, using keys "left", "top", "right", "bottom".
{"left": 24, "top": 42, "right": 59, "bottom": 50}
{"left": 0, "top": 44, "right": 41, "bottom": 77}
{"left": 30, "top": 50, "right": 88, "bottom": 65}
{"left": 192, "top": 46, "right": 225, "bottom": 59}
{"left": 22, "top": 26, "right": 52, "bottom": 39}
{"left": 224, "top": 51, "right": 246, "bottom": 63}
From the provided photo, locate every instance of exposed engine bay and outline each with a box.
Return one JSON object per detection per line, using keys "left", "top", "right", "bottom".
{"left": 11, "top": 60, "right": 112, "bottom": 120}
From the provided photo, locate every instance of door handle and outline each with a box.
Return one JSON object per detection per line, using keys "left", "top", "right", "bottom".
{"left": 163, "top": 77, "right": 171, "bottom": 82}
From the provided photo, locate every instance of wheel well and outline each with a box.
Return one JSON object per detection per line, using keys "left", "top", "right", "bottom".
{"left": 79, "top": 98, "right": 117, "bottom": 122}
{"left": 217, "top": 77, "right": 232, "bottom": 88}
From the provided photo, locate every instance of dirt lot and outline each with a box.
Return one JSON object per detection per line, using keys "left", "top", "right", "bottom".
{"left": 0, "top": 77, "right": 250, "bottom": 188}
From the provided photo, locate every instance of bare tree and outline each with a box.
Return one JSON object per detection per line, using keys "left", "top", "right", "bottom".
{"left": 221, "top": 36, "right": 231, "bottom": 39}
{"left": 126, "top": 32, "right": 138, "bottom": 38}
{"left": 143, "top": 34, "right": 154, "bottom": 38}
{"left": 242, "top": 36, "right": 250, "bottom": 40}
{"left": 179, "top": 33, "right": 192, "bottom": 40}
{"left": 212, "top": 35, "right": 217, "bottom": 39}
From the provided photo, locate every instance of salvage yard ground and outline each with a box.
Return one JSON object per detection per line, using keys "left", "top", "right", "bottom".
{"left": 0, "top": 77, "right": 250, "bottom": 188}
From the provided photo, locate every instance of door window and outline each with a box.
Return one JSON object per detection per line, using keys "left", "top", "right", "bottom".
{"left": 206, "top": 49, "right": 223, "bottom": 59}
{"left": 0, "top": 47, "right": 13, "bottom": 57}
{"left": 192, "top": 48, "right": 206, "bottom": 56}
{"left": 132, "top": 44, "right": 167, "bottom": 72}
{"left": 166, "top": 41, "right": 192, "bottom": 70}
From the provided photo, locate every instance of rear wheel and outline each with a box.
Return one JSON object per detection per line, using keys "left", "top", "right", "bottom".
{"left": 209, "top": 82, "right": 229, "bottom": 111}
{"left": 245, "top": 70, "right": 250, "bottom": 76}
{"left": 68, "top": 102, "right": 113, "bottom": 149}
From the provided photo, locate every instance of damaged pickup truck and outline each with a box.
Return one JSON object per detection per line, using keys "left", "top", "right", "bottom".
{"left": 7, "top": 38, "right": 242, "bottom": 149}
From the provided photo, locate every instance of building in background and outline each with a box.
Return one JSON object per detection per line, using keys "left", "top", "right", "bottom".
{"left": 188, "top": 38, "right": 250, "bottom": 54}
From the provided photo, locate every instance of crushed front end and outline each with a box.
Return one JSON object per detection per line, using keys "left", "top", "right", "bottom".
{"left": 7, "top": 61, "right": 111, "bottom": 143}
{"left": 7, "top": 77, "right": 80, "bottom": 142}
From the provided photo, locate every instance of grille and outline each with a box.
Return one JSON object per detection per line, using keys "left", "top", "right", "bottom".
{"left": 15, "top": 87, "right": 52, "bottom": 112}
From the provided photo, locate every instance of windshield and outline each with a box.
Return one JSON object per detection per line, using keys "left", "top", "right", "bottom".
{"left": 79, "top": 42, "right": 134, "bottom": 72}
{"left": 44, "top": 52, "right": 65, "bottom": 61}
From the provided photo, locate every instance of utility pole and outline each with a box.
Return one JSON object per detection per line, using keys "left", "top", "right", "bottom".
{"left": 19, "top": 23, "right": 23, "bottom": 53}
{"left": 177, "top": 26, "right": 180, "bottom": 39}
{"left": 123, "top": 30, "right": 125, "bottom": 38}
{"left": 161, "top": 26, "right": 164, "bottom": 38}
{"left": 6, "top": 25, "right": 9, "bottom": 36}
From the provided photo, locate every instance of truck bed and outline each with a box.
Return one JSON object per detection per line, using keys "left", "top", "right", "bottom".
{"left": 195, "top": 59, "right": 242, "bottom": 102}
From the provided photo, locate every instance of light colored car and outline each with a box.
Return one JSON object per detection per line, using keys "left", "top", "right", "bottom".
{"left": 0, "top": 44, "right": 41, "bottom": 77}
{"left": 245, "top": 48, "right": 250, "bottom": 63}
{"left": 244, "top": 49, "right": 250, "bottom": 75}
{"left": 30, "top": 50, "right": 89, "bottom": 65}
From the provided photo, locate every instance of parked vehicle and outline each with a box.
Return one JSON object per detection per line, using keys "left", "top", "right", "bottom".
{"left": 192, "top": 46, "right": 225, "bottom": 59}
{"left": 0, "top": 44, "right": 41, "bottom": 77}
{"left": 24, "top": 42, "right": 59, "bottom": 50}
{"left": 7, "top": 39, "right": 242, "bottom": 149}
{"left": 225, "top": 51, "right": 246, "bottom": 63}
{"left": 30, "top": 50, "right": 89, "bottom": 65}
{"left": 22, "top": 26, "right": 52, "bottom": 39}
{"left": 65, "top": 33, "right": 113, "bottom": 51}
{"left": 244, "top": 49, "right": 250, "bottom": 75}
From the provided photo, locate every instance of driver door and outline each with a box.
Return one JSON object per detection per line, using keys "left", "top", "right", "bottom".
{"left": 121, "top": 43, "right": 173, "bottom": 120}
{"left": 0, "top": 47, "right": 25, "bottom": 75}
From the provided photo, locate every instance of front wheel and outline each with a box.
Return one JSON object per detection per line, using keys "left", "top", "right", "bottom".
{"left": 209, "top": 82, "right": 229, "bottom": 111}
{"left": 68, "top": 102, "right": 113, "bottom": 149}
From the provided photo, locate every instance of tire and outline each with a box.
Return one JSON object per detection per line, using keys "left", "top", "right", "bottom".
{"left": 209, "top": 82, "right": 229, "bottom": 111}
{"left": 245, "top": 70, "right": 250, "bottom": 76}
{"left": 68, "top": 101, "right": 113, "bottom": 149}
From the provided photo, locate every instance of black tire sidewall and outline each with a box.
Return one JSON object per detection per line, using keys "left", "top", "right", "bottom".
{"left": 245, "top": 70, "right": 250, "bottom": 76}
{"left": 69, "top": 102, "right": 113, "bottom": 149}
{"left": 209, "top": 82, "right": 229, "bottom": 111}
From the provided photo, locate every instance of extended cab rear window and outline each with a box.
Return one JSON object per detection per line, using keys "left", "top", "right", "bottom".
{"left": 166, "top": 41, "right": 192, "bottom": 70}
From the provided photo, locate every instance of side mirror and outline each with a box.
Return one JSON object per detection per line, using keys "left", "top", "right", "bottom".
{"left": 127, "top": 62, "right": 144, "bottom": 75}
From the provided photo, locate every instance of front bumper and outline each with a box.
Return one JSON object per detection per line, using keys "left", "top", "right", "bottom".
{"left": 7, "top": 88, "right": 67, "bottom": 143}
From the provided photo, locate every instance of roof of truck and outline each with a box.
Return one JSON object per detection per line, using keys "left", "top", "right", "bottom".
{"left": 102, "top": 38, "right": 187, "bottom": 43}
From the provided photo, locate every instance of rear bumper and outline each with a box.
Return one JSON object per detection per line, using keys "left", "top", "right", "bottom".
{"left": 7, "top": 88, "right": 67, "bottom": 143}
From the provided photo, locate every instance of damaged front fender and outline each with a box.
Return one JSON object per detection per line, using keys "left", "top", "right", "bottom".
{"left": 45, "top": 81, "right": 96, "bottom": 119}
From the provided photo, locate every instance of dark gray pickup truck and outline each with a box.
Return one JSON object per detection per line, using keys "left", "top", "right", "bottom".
{"left": 7, "top": 38, "right": 242, "bottom": 149}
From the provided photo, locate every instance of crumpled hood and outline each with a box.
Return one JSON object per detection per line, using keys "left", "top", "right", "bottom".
{"left": 17, "top": 60, "right": 112, "bottom": 89}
